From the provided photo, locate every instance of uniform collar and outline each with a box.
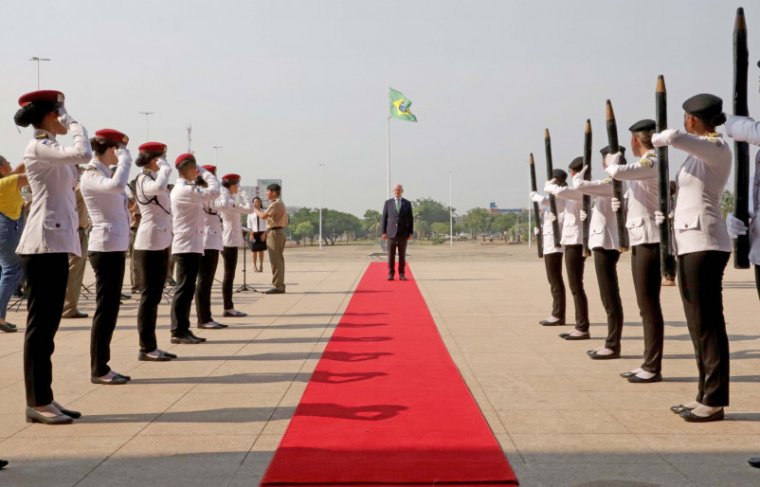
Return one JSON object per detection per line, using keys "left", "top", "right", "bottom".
{"left": 33, "top": 129, "right": 55, "bottom": 141}
{"left": 89, "top": 158, "right": 111, "bottom": 176}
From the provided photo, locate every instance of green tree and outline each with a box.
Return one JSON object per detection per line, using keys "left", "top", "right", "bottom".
{"left": 462, "top": 208, "right": 492, "bottom": 235}
{"left": 291, "top": 221, "right": 315, "bottom": 245}
{"left": 322, "top": 209, "right": 362, "bottom": 245}
{"left": 362, "top": 209, "right": 382, "bottom": 239}
{"left": 413, "top": 198, "right": 452, "bottom": 238}
{"left": 431, "top": 222, "right": 450, "bottom": 236}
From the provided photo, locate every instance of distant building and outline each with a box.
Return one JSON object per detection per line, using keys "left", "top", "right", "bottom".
{"left": 488, "top": 202, "right": 522, "bottom": 215}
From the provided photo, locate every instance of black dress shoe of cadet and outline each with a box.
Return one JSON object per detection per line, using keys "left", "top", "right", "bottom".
{"left": 188, "top": 331, "right": 207, "bottom": 342}
{"left": 680, "top": 408, "right": 724, "bottom": 423}
{"left": 115, "top": 373, "right": 131, "bottom": 381}
{"left": 171, "top": 335, "right": 202, "bottom": 344}
{"left": 563, "top": 332, "right": 590, "bottom": 341}
{"left": 90, "top": 375, "right": 128, "bottom": 385}
{"left": 670, "top": 404, "right": 695, "bottom": 415}
{"left": 619, "top": 371, "right": 637, "bottom": 379}
{"left": 139, "top": 350, "right": 173, "bottom": 362}
{"left": 0, "top": 459, "right": 7, "bottom": 469}
{"left": 25, "top": 407, "right": 73, "bottom": 425}
{"left": 539, "top": 319, "right": 564, "bottom": 326}
{"left": 0, "top": 322, "right": 17, "bottom": 333}
{"left": 748, "top": 457, "right": 760, "bottom": 468}
{"left": 52, "top": 401, "right": 81, "bottom": 419}
{"left": 628, "top": 373, "right": 662, "bottom": 384}
{"left": 589, "top": 350, "right": 621, "bottom": 360}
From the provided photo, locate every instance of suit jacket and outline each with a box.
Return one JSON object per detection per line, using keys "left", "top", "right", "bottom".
{"left": 381, "top": 197, "right": 414, "bottom": 239}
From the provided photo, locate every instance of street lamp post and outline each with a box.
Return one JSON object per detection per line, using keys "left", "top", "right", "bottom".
{"left": 29, "top": 57, "right": 51, "bottom": 89}
{"left": 449, "top": 171, "right": 453, "bottom": 247}
{"left": 212, "top": 146, "right": 223, "bottom": 165}
{"left": 319, "top": 163, "right": 325, "bottom": 250}
{"left": 138, "top": 111, "right": 154, "bottom": 141}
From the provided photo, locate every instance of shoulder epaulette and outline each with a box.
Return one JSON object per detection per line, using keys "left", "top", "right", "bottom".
{"left": 600, "top": 178, "right": 612, "bottom": 184}
{"left": 638, "top": 156, "right": 654, "bottom": 168}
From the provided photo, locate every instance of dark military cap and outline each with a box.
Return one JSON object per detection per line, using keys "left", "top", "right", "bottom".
{"left": 568, "top": 157, "right": 584, "bottom": 171}
{"left": 628, "top": 119, "right": 656, "bottom": 132}
{"left": 682, "top": 94, "right": 723, "bottom": 120}
{"left": 600, "top": 146, "right": 626, "bottom": 156}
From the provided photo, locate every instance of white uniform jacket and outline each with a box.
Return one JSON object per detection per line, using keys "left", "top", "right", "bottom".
{"left": 605, "top": 150, "right": 660, "bottom": 247}
{"left": 80, "top": 151, "right": 132, "bottom": 253}
{"left": 16, "top": 125, "right": 92, "bottom": 256}
{"left": 537, "top": 194, "right": 565, "bottom": 255}
{"left": 133, "top": 158, "right": 173, "bottom": 251}
{"left": 547, "top": 182, "right": 584, "bottom": 246}
{"left": 725, "top": 115, "right": 760, "bottom": 265}
{"left": 171, "top": 169, "right": 220, "bottom": 255}
{"left": 218, "top": 187, "right": 254, "bottom": 248}
{"left": 573, "top": 174, "right": 619, "bottom": 251}
{"left": 653, "top": 130, "right": 731, "bottom": 255}
{"left": 202, "top": 198, "right": 224, "bottom": 251}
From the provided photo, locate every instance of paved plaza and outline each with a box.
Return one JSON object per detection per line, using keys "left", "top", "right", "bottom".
{"left": 1, "top": 241, "right": 759, "bottom": 486}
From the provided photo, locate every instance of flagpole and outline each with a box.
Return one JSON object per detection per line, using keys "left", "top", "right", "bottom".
{"left": 386, "top": 115, "right": 391, "bottom": 198}
{"left": 449, "top": 171, "right": 453, "bottom": 247}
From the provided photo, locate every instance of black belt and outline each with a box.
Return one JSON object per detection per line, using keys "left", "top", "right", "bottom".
{"left": 269, "top": 226, "right": 283, "bottom": 230}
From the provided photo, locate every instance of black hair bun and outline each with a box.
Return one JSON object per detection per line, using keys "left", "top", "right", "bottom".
{"left": 13, "top": 101, "right": 59, "bottom": 128}
{"left": 14, "top": 105, "right": 35, "bottom": 127}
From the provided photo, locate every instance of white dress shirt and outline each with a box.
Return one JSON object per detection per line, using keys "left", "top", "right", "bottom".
{"left": 537, "top": 194, "right": 565, "bottom": 255}
{"left": 218, "top": 187, "right": 254, "bottom": 248}
{"left": 171, "top": 169, "right": 221, "bottom": 255}
{"left": 725, "top": 115, "right": 760, "bottom": 265}
{"left": 548, "top": 182, "right": 584, "bottom": 246}
{"left": 573, "top": 174, "right": 619, "bottom": 251}
{"left": 134, "top": 158, "right": 173, "bottom": 251}
{"left": 80, "top": 150, "right": 132, "bottom": 252}
{"left": 247, "top": 212, "right": 267, "bottom": 233}
{"left": 652, "top": 130, "right": 731, "bottom": 255}
{"left": 16, "top": 125, "right": 92, "bottom": 256}
{"left": 605, "top": 150, "right": 660, "bottom": 246}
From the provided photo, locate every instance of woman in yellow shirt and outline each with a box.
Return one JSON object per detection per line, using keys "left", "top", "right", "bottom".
{"left": 0, "top": 156, "right": 27, "bottom": 332}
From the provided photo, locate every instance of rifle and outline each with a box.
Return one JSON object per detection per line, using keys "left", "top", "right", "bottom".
{"left": 529, "top": 153, "right": 544, "bottom": 258}
{"left": 605, "top": 100, "right": 629, "bottom": 252}
{"left": 656, "top": 75, "right": 677, "bottom": 279}
{"left": 733, "top": 7, "right": 751, "bottom": 268}
{"left": 582, "top": 120, "right": 592, "bottom": 257}
{"left": 544, "top": 129, "right": 561, "bottom": 247}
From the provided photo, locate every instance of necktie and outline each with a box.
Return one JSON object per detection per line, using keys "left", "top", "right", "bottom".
{"left": 395, "top": 199, "right": 401, "bottom": 212}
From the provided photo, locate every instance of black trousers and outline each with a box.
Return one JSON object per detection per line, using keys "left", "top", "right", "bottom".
{"left": 195, "top": 249, "right": 219, "bottom": 324}
{"left": 543, "top": 252, "right": 565, "bottom": 320}
{"left": 678, "top": 251, "right": 730, "bottom": 407}
{"left": 564, "top": 245, "right": 589, "bottom": 332}
{"left": 593, "top": 248, "right": 623, "bottom": 352}
{"left": 88, "top": 251, "right": 126, "bottom": 377}
{"left": 755, "top": 265, "right": 760, "bottom": 301}
{"left": 171, "top": 253, "right": 201, "bottom": 337}
{"left": 134, "top": 248, "right": 168, "bottom": 352}
{"left": 22, "top": 253, "right": 68, "bottom": 407}
{"left": 222, "top": 246, "right": 237, "bottom": 310}
{"left": 387, "top": 237, "right": 408, "bottom": 276}
{"left": 631, "top": 244, "right": 664, "bottom": 373}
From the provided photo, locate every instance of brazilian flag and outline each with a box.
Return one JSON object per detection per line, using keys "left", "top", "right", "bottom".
{"left": 389, "top": 87, "right": 418, "bottom": 122}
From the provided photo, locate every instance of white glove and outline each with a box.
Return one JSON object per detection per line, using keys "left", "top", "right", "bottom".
{"left": 604, "top": 152, "right": 622, "bottom": 166}
{"left": 580, "top": 210, "right": 588, "bottom": 222}
{"left": 652, "top": 129, "right": 677, "bottom": 148}
{"left": 57, "top": 106, "right": 75, "bottom": 128}
{"left": 239, "top": 190, "right": 249, "bottom": 201}
{"left": 529, "top": 191, "right": 543, "bottom": 203}
{"left": 545, "top": 212, "right": 557, "bottom": 223}
{"left": 116, "top": 147, "right": 132, "bottom": 165}
{"left": 543, "top": 182, "right": 558, "bottom": 194}
{"left": 157, "top": 156, "right": 171, "bottom": 169}
{"left": 726, "top": 212, "right": 749, "bottom": 239}
{"left": 577, "top": 165, "right": 589, "bottom": 179}
{"left": 654, "top": 210, "right": 673, "bottom": 225}
{"left": 611, "top": 197, "right": 621, "bottom": 213}
{"left": 533, "top": 226, "right": 540, "bottom": 236}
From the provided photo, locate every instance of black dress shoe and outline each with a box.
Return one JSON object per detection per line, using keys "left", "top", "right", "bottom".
{"left": 115, "top": 373, "right": 131, "bottom": 381}
{"left": 680, "top": 408, "right": 724, "bottom": 423}
{"left": 628, "top": 373, "right": 662, "bottom": 384}
{"left": 171, "top": 335, "right": 202, "bottom": 344}
{"left": 619, "top": 371, "right": 637, "bottom": 379}
{"left": 589, "top": 350, "right": 621, "bottom": 360}
{"left": 163, "top": 351, "right": 177, "bottom": 359}
{"left": 670, "top": 404, "right": 695, "bottom": 415}
{"left": 139, "top": 350, "right": 173, "bottom": 362}
{"left": 387, "top": 275, "right": 394, "bottom": 281}
{"left": 399, "top": 275, "right": 407, "bottom": 281}
{"left": 562, "top": 332, "right": 590, "bottom": 341}
{"left": 52, "top": 401, "right": 81, "bottom": 419}
{"left": 25, "top": 407, "right": 73, "bottom": 424}
{"left": 0, "top": 322, "right": 17, "bottom": 333}
{"left": 539, "top": 319, "right": 565, "bottom": 326}
{"left": 748, "top": 457, "right": 760, "bottom": 468}
{"left": 188, "top": 331, "right": 207, "bottom": 342}
{"left": 90, "top": 375, "right": 128, "bottom": 385}
{"left": 0, "top": 459, "right": 7, "bottom": 469}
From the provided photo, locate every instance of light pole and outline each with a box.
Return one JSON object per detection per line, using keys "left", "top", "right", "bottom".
{"left": 29, "top": 57, "right": 51, "bottom": 89}
{"left": 449, "top": 171, "right": 453, "bottom": 247}
{"left": 319, "top": 163, "right": 325, "bottom": 250}
{"left": 212, "top": 146, "right": 223, "bottom": 165}
{"left": 138, "top": 111, "right": 154, "bottom": 141}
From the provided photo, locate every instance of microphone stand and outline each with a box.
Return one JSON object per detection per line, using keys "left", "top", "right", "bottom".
{"left": 236, "top": 227, "right": 257, "bottom": 293}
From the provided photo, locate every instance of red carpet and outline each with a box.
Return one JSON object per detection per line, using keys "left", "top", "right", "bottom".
{"left": 260, "top": 262, "right": 518, "bottom": 486}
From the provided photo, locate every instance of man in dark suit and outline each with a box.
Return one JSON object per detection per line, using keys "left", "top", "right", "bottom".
{"left": 381, "top": 183, "right": 414, "bottom": 281}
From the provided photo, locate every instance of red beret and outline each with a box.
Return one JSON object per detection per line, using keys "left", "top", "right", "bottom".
{"left": 138, "top": 141, "right": 166, "bottom": 154}
{"left": 18, "top": 90, "right": 65, "bottom": 107}
{"left": 175, "top": 153, "right": 196, "bottom": 168}
{"left": 222, "top": 173, "right": 241, "bottom": 183}
{"left": 202, "top": 164, "right": 217, "bottom": 175}
{"left": 95, "top": 128, "right": 129, "bottom": 145}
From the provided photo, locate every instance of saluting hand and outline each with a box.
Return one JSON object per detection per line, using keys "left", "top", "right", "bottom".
{"left": 611, "top": 197, "right": 621, "bottom": 213}
{"left": 57, "top": 106, "right": 75, "bottom": 128}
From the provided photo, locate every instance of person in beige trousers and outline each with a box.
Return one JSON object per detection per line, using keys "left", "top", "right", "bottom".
{"left": 254, "top": 183, "right": 288, "bottom": 294}
{"left": 63, "top": 180, "right": 89, "bottom": 319}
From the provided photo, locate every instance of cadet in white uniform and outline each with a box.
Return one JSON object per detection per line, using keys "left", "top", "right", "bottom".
{"left": 546, "top": 159, "right": 591, "bottom": 340}
{"left": 725, "top": 111, "right": 760, "bottom": 299}
{"left": 132, "top": 142, "right": 176, "bottom": 361}
{"left": 170, "top": 154, "right": 220, "bottom": 344}
{"left": 195, "top": 164, "right": 226, "bottom": 329}
{"left": 573, "top": 148, "right": 624, "bottom": 360}
{"left": 80, "top": 129, "right": 133, "bottom": 385}
{"left": 654, "top": 94, "right": 732, "bottom": 422}
{"left": 15, "top": 90, "right": 90, "bottom": 424}
{"left": 218, "top": 173, "right": 253, "bottom": 317}
{"left": 606, "top": 120, "right": 665, "bottom": 383}
{"left": 529, "top": 169, "right": 567, "bottom": 326}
